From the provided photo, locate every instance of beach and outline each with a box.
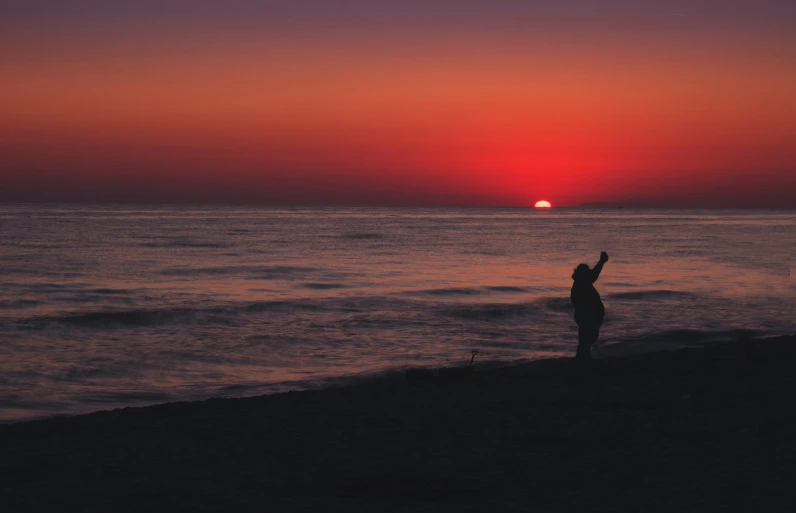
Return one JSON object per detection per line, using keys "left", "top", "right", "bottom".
{"left": 4, "top": 2, "right": 796, "bottom": 510}
{"left": 3, "top": 334, "right": 794, "bottom": 512}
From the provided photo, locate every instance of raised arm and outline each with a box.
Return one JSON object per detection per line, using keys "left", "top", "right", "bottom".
{"left": 591, "top": 252, "right": 609, "bottom": 282}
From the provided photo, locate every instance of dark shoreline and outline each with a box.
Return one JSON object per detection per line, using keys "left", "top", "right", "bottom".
{"left": 3, "top": 334, "right": 795, "bottom": 512}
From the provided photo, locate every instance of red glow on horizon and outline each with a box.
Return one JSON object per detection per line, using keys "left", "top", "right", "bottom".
{"left": 1, "top": 15, "right": 795, "bottom": 208}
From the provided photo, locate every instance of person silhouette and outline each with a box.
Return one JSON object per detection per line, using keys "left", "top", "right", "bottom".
{"left": 571, "top": 252, "right": 609, "bottom": 360}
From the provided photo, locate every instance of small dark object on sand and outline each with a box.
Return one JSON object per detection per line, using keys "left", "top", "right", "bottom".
{"left": 405, "top": 350, "right": 479, "bottom": 381}
{"left": 469, "top": 350, "right": 479, "bottom": 371}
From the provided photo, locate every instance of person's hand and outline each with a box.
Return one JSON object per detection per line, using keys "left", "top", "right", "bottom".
{"left": 600, "top": 251, "right": 609, "bottom": 263}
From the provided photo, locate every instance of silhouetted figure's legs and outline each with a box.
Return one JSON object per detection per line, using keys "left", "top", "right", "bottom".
{"left": 576, "top": 326, "right": 599, "bottom": 360}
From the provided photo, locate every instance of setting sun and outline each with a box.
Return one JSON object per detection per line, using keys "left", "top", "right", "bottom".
{"left": 534, "top": 200, "right": 552, "bottom": 209}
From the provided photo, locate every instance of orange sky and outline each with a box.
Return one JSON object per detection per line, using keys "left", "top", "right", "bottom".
{"left": 2, "top": 3, "right": 795, "bottom": 207}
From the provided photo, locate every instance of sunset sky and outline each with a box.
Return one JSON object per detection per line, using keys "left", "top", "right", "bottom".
{"left": 2, "top": 1, "right": 795, "bottom": 207}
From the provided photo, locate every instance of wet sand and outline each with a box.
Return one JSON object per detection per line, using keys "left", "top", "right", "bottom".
{"left": 3, "top": 335, "right": 795, "bottom": 512}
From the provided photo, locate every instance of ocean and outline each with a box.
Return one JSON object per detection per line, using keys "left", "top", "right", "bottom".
{"left": 0, "top": 205, "right": 793, "bottom": 422}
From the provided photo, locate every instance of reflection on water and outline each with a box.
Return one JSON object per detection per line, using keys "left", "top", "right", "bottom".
{"left": 0, "top": 206, "right": 793, "bottom": 421}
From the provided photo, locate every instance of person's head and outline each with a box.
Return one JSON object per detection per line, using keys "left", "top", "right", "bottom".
{"left": 572, "top": 263, "right": 591, "bottom": 281}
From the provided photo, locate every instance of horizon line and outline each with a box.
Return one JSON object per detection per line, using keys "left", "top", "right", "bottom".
{"left": 1, "top": 201, "right": 795, "bottom": 211}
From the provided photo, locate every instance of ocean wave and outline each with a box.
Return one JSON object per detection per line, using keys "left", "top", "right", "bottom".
{"left": 636, "top": 328, "right": 762, "bottom": 343}
{"left": 304, "top": 283, "right": 347, "bottom": 290}
{"left": 595, "top": 328, "right": 765, "bottom": 358}
{"left": 416, "top": 288, "right": 485, "bottom": 296}
{"left": 0, "top": 282, "right": 73, "bottom": 291}
{"left": 0, "top": 267, "right": 38, "bottom": 276}
{"left": 142, "top": 239, "right": 227, "bottom": 248}
{"left": 0, "top": 299, "right": 40, "bottom": 309}
{"left": 161, "top": 265, "right": 319, "bottom": 278}
{"left": 55, "top": 308, "right": 223, "bottom": 327}
{"left": 444, "top": 297, "right": 572, "bottom": 321}
{"left": 26, "top": 300, "right": 325, "bottom": 329}
{"left": 87, "top": 288, "right": 135, "bottom": 295}
{"left": 411, "top": 286, "right": 534, "bottom": 296}
{"left": 540, "top": 297, "right": 574, "bottom": 313}
{"left": 446, "top": 303, "right": 536, "bottom": 321}
{"left": 484, "top": 286, "right": 527, "bottom": 293}
{"left": 244, "top": 300, "right": 325, "bottom": 313}
{"left": 83, "top": 391, "right": 173, "bottom": 404}
{"left": 341, "top": 233, "right": 384, "bottom": 240}
{"left": 606, "top": 290, "right": 696, "bottom": 301}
